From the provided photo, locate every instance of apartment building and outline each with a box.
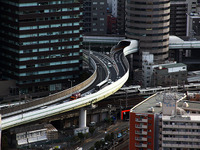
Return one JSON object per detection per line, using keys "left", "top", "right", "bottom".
{"left": 162, "top": 115, "right": 200, "bottom": 149}
{"left": 129, "top": 92, "right": 200, "bottom": 149}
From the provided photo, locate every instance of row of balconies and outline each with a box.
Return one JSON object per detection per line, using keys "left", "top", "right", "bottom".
{"left": 162, "top": 143, "right": 200, "bottom": 148}
{"left": 162, "top": 131, "right": 200, "bottom": 136}
{"left": 135, "top": 118, "right": 148, "bottom": 122}
{"left": 135, "top": 137, "right": 147, "bottom": 141}
{"left": 135, "top": 130, "right": 148, "bottom": 135}
{"left": 135, "top": 143, "right": 147, "bottom": 148}
{"left": 162, "top": 137, "right": 200, "bottom": 142}
{"left": 135, "top": 124, "right": 148, "bottom": 129}
{"left": 162, "top": 124, "right": 200, "bottom": 129}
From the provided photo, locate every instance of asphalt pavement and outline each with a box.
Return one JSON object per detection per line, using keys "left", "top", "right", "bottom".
{"left": 80, "top": 121, "right": 129, "bottom": 150}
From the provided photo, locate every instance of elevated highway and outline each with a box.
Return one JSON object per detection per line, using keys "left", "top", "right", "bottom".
{"left": 2, "top": 35, "right": 200, "bottom": 130}
{"left": 169, "top": 36, "right": 200, "bottom": 49}
{"left": 1, "top": 39, "right": 138, "bottom": 130}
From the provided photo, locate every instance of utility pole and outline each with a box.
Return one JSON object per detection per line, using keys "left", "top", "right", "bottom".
{"left": 125, "top": 90, "right": 128, "bottom": 108}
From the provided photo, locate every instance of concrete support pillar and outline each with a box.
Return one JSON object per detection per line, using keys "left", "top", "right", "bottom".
{"left": 74, "top": 108, "right": 89, "bottom": 135}
{"left": 79, "top": 108, "right": 87, "bottom": 128}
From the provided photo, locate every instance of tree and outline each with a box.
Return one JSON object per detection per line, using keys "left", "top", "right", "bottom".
{"left": 85, "top": 133, "right": 89, "bottom": 138}
{"left": 89, "top": 127, "right": 95, "bottom": 135}
{"left": 72, "top": 135, "right": 80, "bottom": 143}
{"left": 78, "top": 133, "right": 84, "bottom": 141}
{"left": 105, "top": 134, "right": 111, "bottom": 142}
{"left": 89, "top": 146, "right": 95, "bottom": 150}
{"left": 100, "top": 140, "right": 105, "bottom": 147}
{"left": 94, "top": 141, "right": 101, "bottom": 150}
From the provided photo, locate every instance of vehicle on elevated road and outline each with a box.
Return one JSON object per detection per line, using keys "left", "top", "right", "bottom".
{"left": 70, "top": 92, "right": 81, "bottom": 100}
{"left": 95, "top": 80, "right": 108, "bottom": 91}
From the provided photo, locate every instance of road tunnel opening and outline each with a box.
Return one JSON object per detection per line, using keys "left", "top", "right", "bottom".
{"left": 116, "top": 41, "right": 131, "bottom": 49}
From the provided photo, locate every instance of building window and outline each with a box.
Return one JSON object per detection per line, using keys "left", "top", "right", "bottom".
{"left": 92, "top": 28, "right": 97, "bottom": 31}
{"left": 147, "top": 135, "right": 151, "bottom": 139}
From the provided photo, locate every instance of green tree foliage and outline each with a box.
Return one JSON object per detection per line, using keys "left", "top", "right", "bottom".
{"left": 89, "top": 146, "right": 95, "bottom": 150}
{"left": 78, "top": 133, "right": 84, "bottom": 140}
{"left": 94, "top": 141, "right": 101, "bottom": 150}
{"left": 89, "top": 127, "right": 95, "bottom": 135}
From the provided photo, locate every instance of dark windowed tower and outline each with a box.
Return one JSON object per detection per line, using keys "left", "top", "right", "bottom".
{"left": 170, "top": 1, "right": 187, "bottom": 36}
{"left": 117, "top": 0, "right": 125, "bottom": 35}
{"left": 0, "top": 0, "right": 83, "bottom": 95}
{"left": 125, "top": 0, "right": 170, "bottom": 67}
{"left": 83, "top": 0, "right": 107, "bottom": 35}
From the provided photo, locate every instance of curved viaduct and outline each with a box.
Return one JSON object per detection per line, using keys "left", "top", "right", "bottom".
{"left": 2, "top": 35, "right": 200, "bottom": 130}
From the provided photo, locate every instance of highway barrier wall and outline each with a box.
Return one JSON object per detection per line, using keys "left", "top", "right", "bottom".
{"left": 0, "top": 53, "right": 97, "bottom": 117}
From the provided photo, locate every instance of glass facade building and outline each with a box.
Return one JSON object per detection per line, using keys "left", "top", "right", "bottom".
{"left": 0, "top": 0, "right": 83, "bottom": 94}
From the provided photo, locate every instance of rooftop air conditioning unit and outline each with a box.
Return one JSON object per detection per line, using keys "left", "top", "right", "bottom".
{"left": 148, "top": 107, "right": 154, "bottom": 113}
{"left": 156, "top": 102, "right": 162, "bottom": 107}
{"left": 182, "top": 102, "right": 189, "bottom": 108}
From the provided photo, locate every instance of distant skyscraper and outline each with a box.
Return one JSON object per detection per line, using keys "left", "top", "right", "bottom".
{"left": 125, "top": 0, "right": 170, "bottom": 67}
{"left": 83, "top": 0, "right": 107, "bottom": 35}
{"left": 112, "top": 0, "right": 118, "bottom": 18}
{"left": 170, "top": 0, "right": 197, "bottom": 37}
{"left": 0, "top": 0, "right": 83, "bottom": 95}
{"left": 186, "top": 0, "right": 199, "bottom": 37}
{"left": 170, "top": 0, "right": 188, "bottom": 36}
{"left": 107, "top": 15, "right": 117, "bottom": 34}
{"left": 117, "top": 0, "right": 125, "bottom": 35}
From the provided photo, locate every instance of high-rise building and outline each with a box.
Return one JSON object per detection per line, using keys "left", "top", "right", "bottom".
{"left": 117, "top": 0, "right": 125, "bottom": 35}
{"left": 83, "top": 0, "right": 107, "bottom": 35}
{"left": 186, "top": 0, "right": 200, "bottom": 37}
{"left": 112, "top": 0, "right": 118, "bottom": 18}
{"left": 125, "top": 0, "right": 170, "bottom": 67}
{"left": 170, "top": 0, "right": 197, "bottom": 37}
{"left": 170, "top": 0, "right": 188, "bottom": 36}
{"left": 0, "top": 0, "right": 83, "bottom": 95}
{"left": 107, "top": 15, "right": 117, "bottom": 34}
{"left": 110, "top": 0, "right": 125, "bottom": 35}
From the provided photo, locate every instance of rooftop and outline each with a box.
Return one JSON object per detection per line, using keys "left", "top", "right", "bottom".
{"left": 130, "top": 92, "right": 186, "bottom": 114}
{"left": 130, "top": 93, "right": 163, "bottom": 114}
{"left": 162, "top": 115, "right": 200, "bottom": 121}
{"left": 154, "top": 63, "right": 186, "bottom": 70}
{"left": 178, "top": 100, "right": 200, "bottom": 111}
